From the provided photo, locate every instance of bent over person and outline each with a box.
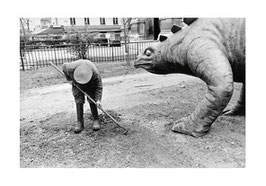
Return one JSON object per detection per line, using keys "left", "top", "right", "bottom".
{"left": 62, "top": 59, "right": 103, "bottom": 133}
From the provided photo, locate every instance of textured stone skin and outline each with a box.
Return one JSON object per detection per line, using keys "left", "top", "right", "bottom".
{"left": 134, "top": 18, "right": 245, "bottom": 137}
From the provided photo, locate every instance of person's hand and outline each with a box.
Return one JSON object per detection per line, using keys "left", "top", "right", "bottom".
{"left": 63, "top": 71, "right": 72, "bottom": 83}
{"left": 68, "top": 80, "right": 73, "bottom": 85}
{"left": 96, "top": 101, "right": 102, "bottom": 109}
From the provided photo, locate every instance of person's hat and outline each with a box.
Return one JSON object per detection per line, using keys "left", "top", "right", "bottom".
{"left": 73, "top": 62, "right": 93, "bottom": 84}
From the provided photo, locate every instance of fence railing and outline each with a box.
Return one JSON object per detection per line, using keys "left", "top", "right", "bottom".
{"left": 20, "top": 40, "right": 158, "bottom": 71}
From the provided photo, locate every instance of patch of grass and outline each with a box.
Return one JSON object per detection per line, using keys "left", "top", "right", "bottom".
{"left": 20, "top": 61, "right": 145, "bottom": 91}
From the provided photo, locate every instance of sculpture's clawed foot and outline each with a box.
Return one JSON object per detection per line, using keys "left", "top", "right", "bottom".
{"left": 222, "top": 105, "right": 245, "bottom": 116}
{"left": 171, "top": 117, "right": 208, "bottom": 138}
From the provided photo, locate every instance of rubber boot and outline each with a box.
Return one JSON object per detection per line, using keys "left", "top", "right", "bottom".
{"left": 90, "top": 103, "right": 100, "bottom": 131}
{"left": 74, "top": 103, "right": 84, "bottom": 133}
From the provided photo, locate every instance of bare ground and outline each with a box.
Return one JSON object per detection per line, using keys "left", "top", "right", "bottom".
{"left": 20, "top": 72, "right": 245, "bottom": 168}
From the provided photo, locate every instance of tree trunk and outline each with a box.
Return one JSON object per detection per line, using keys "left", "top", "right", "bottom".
{"left": 123, "top": 18, "right": 132, "bottom": 66}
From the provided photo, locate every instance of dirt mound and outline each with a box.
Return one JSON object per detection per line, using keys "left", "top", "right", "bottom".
{"left": 20, "top": 73, "right": 245, "bottom": 168}
{"left": 20, "top": 110, "right": 129, "bottom": 168}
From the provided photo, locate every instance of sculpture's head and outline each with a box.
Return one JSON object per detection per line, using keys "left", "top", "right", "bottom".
{"left": 134, "top": 45, "right": 163, "bottom": 73}
{"left": 134, "top": 25, "right": 182, "bottom": 74}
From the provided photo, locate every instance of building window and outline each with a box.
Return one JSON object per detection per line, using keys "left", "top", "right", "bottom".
{"left": 113, "top": 18, "right": 118, "bottom": 25}
{"left": 100, "top": 18, "right": 105, "bottom": 25}
{"left": 70, "top": 18, "right": 76, "bottom": 25}
{"left": 114, "top": 33, "right": 120, "bottom": 40}
{"left": 84, "top": 18, "right": 90, "bottom": 25}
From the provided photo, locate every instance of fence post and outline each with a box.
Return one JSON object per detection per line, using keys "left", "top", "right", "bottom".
{"left": 20, "top": 47, "right": 25, "bottom": 71}
{"left": 87, "top": 44, "right": 89, "bottom": 60}
{"left": 54, "top": 46, "right": 57, "bottom": 65}
{"left": 126, "top": 41, "right": 130, "bottom": 65}
{"left": 137, "top": 42, "right": 139, "bottom": 56}
{"left": 111, "top": 45, "right": 114, "bottom": 62}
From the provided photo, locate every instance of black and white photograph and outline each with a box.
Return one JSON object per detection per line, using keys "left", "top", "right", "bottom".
{"left": 1, "top": 0, "right": 266, "bottom": 185}
{"left": 20, "top": 17, "right": 246, "bottom": 168}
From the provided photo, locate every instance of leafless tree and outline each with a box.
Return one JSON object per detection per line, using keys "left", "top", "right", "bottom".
{"left": 20, "top": 18, "right": 31, "bottom": 32}
{"left": 121, "top": 18, "right": 132, "bottom": 65}
{"left": 20, "top": 18, "right": 31, "bottom": 42}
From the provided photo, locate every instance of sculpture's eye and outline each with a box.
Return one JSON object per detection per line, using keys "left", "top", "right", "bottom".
{"left": 146, "top": 50, "right": 152, "bottom": 56}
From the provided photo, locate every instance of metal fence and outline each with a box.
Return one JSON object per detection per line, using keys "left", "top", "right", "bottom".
{"left": 20, "top": 40, "right": 158, "bottom": 71}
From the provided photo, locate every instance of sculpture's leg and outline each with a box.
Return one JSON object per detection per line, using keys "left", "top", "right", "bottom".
{"left": 172, "top": 83, "right": 233, "bottom": 137}
{"left": 222, "top": 83, "right": 245, "bottom": 116}
{"left": 172, "top": 46, "right": 234, "bottom": 137}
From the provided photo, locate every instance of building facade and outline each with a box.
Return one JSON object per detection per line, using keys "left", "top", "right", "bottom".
{"left": 20, "top": 17, "right": 187, "bottom": 41}
{"left": 23, "top": 18, "right": 121, "bottom": 31}
{"left": 21, "top": 17, "right": 122, "bottom": 41}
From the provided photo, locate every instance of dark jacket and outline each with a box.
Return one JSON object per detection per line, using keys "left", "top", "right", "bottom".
{"left": 62, "top": 60, "right": 103, "bottom": 101}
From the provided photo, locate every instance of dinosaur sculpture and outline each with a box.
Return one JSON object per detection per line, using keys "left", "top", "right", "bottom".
{"left": 134, "top": 18, "right": 245, "bottom": 137}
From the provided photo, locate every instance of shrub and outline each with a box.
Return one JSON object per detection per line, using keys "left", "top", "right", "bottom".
{"left": 66, "top": 33, "right": 95, "bottom": 59}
